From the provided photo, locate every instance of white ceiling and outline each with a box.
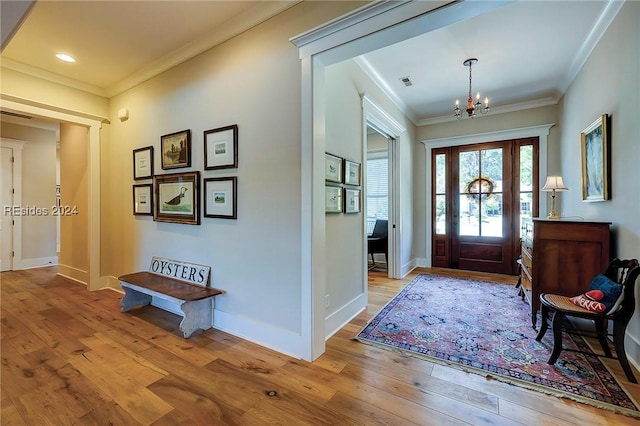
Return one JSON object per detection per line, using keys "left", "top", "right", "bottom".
{"left": 1, "top": 0, "right": 621, "bottom": 126}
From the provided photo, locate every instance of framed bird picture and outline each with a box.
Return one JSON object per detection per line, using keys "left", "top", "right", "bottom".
{"left": 153, "top": 171, "right": 200, "bottom": 225}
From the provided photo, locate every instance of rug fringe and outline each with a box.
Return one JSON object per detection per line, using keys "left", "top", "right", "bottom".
{"left": 353, "top": 274, "right": 640, "bottom": 419}
{"left": 353, "top": 335, "right": 640, "bottom": 419}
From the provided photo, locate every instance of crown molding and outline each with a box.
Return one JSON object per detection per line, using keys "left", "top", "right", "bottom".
{"left": 417, "top": 97, "right": 558, "bottom": 126}
{"left": 1, "top": 58, "right": 107, "bottom": 97}
{"left": 354, "top": 56, "right": 417, "bottom": 124}
{"left": 106, "top": 1, "right": 300, "bottom": 97}
{"left": 560, "top": 0, "right": 624, "bottom": 94}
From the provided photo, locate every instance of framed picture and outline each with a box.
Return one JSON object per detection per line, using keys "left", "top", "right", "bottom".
{"left": 204, "top": 177, "right": 237, "bottom": 219}
{"left": 581, "top": 114, "right": 610, "bottom": 202}
{"left": 161, "top": 129, "right": 191, "bottom": 170}
{"left": 153, "top": 171, "right": 200, "bottom": 225}
{"left": 133, "top": 146, "right": 153, "bottom": 180}
{"left": 344, "top": 188, "right": 361, "bottom": 214}
{"left": 325, "top": 153, "right": 343, "bottom": 183}
{"left": 325, "top": 185, "right": 342, "bottom": 213}
{"left": 133, "top": 184, "right": 153, "bottom": 216}
{"left": 205, "top": 124, "right": 238, "bottom": 170}
{"left": 344, "top": 160, "right": 361, "bottom": 186}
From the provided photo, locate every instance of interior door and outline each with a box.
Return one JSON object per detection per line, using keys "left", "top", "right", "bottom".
{"left": 1, "top": 147, "right": 13, "bottom": 271}
{"left": 432, "top": 138, "right": 538, "bottom": 275}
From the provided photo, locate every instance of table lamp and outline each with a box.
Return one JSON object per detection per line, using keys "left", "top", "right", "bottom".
{"left": 541, "top": 176, "right": 568, "bottom": 220}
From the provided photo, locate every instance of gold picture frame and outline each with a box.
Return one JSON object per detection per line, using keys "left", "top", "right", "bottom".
{"left": 581, "top": 114, "right": 610, "bottom": 202}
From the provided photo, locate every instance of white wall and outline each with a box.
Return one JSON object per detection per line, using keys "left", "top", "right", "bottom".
{"left": 323, "top": 58, "right": 415, "bottom": 335}
{"left": 557, "top": 2, "right": 640, "bottom": 366}
{"left": 103, "top": 2, "right": 364, "bottom": 358}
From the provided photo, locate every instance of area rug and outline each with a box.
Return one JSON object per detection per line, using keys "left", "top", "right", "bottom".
{"left": 354, "top": 274, "right": 640, "bottom": 418}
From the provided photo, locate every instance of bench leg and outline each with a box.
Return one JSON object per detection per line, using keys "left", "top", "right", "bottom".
{"left": 179, "top": 298, "right": 213, "bottom": 338}
{"left": 121, "top": 287, "right": 152, "bottom": 312}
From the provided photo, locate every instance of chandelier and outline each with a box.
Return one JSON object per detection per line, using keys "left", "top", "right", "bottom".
{"left": 454, "top": 58, "right": 490, "bottom": 119}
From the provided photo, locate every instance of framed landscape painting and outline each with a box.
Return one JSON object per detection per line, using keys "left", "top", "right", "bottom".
{"left": 161, "top": 129, "right": 191, "bottom": 170}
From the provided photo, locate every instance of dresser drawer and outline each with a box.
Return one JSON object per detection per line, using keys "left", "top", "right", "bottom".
{"left": 521, "top": 249, "right": 533, "bottom": 276}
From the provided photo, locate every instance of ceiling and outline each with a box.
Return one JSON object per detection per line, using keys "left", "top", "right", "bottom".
{"left": 1, "top": 1, "right": 621, "bottom": 127}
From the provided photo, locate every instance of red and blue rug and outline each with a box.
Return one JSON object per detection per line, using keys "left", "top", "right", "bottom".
{"left": 355, "top": 274, "right": 640, "bottom": 418}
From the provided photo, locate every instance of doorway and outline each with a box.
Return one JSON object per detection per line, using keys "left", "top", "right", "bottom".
{"left": 432, "top": 137, "right": 539, "bottom": 275}
{"left": 366, "top": 124, "right": 390, "bottom": 273}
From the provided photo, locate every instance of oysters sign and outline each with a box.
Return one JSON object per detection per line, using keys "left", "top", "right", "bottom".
{"left": 149, "top": 257, "right": 211, "bottom": 287}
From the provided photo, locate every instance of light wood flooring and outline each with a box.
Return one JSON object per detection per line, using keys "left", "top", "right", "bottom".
{"left": 2, "top": 266, "right": 639, "bottom": 425}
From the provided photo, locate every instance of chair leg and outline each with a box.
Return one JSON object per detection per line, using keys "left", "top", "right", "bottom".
{"left": 594, "top": 319, "right": 612, "bottom": 358}
{"left": 548, "top": 311, "right": 565, "bottom": 365}
{"left": 613, "top": 321, "right": 637, "bottom": 383}
{"left": 535, "top": 304, "right": 549, "bottom": 341}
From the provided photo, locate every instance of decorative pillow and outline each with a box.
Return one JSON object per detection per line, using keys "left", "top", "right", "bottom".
{"left": 588, "top": 274, "right": 623, "bottom": 312}
{"left": 570, "top": 290, "right": 606, "bottom": 313}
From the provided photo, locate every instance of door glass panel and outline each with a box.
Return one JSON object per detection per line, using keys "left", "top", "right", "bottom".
{"left": 435, "top": 153, "right": 446, "bottom": 235}
{"left": 435, "top": 154, "right": 446, "bottom": 194}
{"left": 435, "top": 194, "right": 446, "bottom": 234}
{"left": 459, "top": 194, "right": 479, "bottom": 236}
{"left": 483, "top": 193, "right": 503, "bottom": 237}
{"left": 519, "top": 145, "right": 534, "bottom": 235}
{"left": 459, "top": 151, "right": 478, "bottom": 193}
{"left": 481, "top": 148, "right": 503, "bottom": 237}
{"left": 459, "top": 148, "right": 503, "bottom": 237}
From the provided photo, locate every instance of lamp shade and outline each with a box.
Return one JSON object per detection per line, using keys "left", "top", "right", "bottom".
{"left": 541, "top": 176, "right": 568, "bottom": 192}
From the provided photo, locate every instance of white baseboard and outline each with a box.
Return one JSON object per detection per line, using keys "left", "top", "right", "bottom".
{"left": 213, "top": 309, "right": 306, "bottom": 360}
{"left": 401, "top": 258, "right": 418, "bottom": 278}
{"left": 325, "top": 293, "right": 367, "bottom": 340}
{"left": 17, "top": 256, "right": 58, "bottom": 269}
{"left": 57, "top": 264, "right": 88, "bottom": 286}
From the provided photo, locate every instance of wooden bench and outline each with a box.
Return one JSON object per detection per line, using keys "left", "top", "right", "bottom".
{"left": 119, "top": 257, "right": 224, "bottom": 338}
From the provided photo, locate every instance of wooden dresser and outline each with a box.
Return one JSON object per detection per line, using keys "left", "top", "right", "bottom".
{"left": 519, "top": 218, "right": 611, "bottom": 328}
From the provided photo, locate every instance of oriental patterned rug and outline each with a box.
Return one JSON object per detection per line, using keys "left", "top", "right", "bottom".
{"left": 354, "top": 274, "right": 640, "bottom": 418}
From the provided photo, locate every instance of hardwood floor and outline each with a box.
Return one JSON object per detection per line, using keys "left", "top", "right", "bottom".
{"left": 2, "top": 266, "right": 639, "bottom": 425}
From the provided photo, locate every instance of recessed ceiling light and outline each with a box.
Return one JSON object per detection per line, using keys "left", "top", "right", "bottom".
{"left": 56, "top": 53, "right": 76, "bottom": 63}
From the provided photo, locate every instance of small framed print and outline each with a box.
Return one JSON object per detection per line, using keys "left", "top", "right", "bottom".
{"left": 205, "top": 124, "right": 238, "bottom": 170}
{"left": 344, "top": 188, "right": 361, "bottom": 214}
{"left": 204, "top": 177, "right": 237, "bottom": 219}
{"left": 161, "top": 129, "right": 191, "bottom": 170}
{"left": 154, "top": 171, "right": 200, "bottom": 225}
{"left": 325, "top": 185, "right": 342, "bottom": 213}
{"left": 344, "top": 160, "right": 361, "bottom": 186}
{"left": 325, "top": 153, "right": 343, "bottom": 183}
{"left": 133, "top": 146, "right": 153, "bottom": 180}
{"left": 133, "top": 184, "right": 153, "bottom": 215}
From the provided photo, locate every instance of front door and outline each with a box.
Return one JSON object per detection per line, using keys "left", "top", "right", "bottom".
{"left": 432, "top": 138, "right": 538, "bottom": 275}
